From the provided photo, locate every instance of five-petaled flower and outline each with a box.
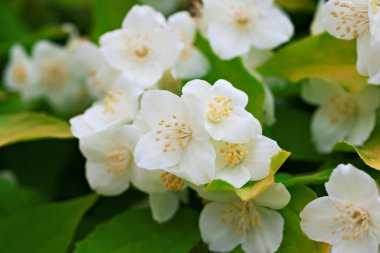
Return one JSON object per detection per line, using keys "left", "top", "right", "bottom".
{"left": 300, "top": 164, "right": 380, "bottom": 253}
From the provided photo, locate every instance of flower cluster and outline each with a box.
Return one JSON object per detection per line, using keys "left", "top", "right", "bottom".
{"left": 321, "top": 0, "right": 380, "bottom": 84}
{"left": 301, "top": 164, "right": 380, "bottom": 253}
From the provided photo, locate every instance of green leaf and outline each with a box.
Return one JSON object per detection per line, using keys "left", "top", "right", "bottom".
{"left": 258, "top": 33, "right": 367, "bottom": 92}
{"left": 276, "top": 0, "right": 316, "bottom": 13}
{"left": 0, "top": 194, "right": 97, "bottom": 253}
{"left": 91, "top": 0, "right": 138, "bottom": 40}
{"left": 0, "top": 112, "right": 73, "bottom": 147}
{"left": 276, "top": 169, "right": 333, "bottom": 188}
{"left": 277, "top": 185, "right": 330, "bottom": 253}
{"left": 0, "top": 178, "right": 46, "bottom": 218}
{"left": 74, "top": 207, "right": 200, "bottom": 253}
{"left": 196, "top": 35, "right": 266, "bottom": 122}
{"left": 268, "top": 99, "right": 326, "bottom": 161}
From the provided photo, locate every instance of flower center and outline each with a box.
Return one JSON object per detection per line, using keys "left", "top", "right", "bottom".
{"left": 104, "top": 147, "right": 130, "bottom": 178}
{"left": 134, "top": 45, "right": 149, "bottom": 58}
{"left": 220, "top": 201, "right": 261, "bottom": 238}
{"left": 160, "top": 172, "right": 185, "bottom": 192}
{"left": 155, "top": 115, "right": 193, "bottom": 153}
{"left": 126, "top": 34, "right": 151, "bottom": 61}
{"left": 331, "top": 203, "right": 370, "bottom": 240}
{"left": 329, "top": 1, "right": 369, "bottom": 38}
{"left": 207, "top": 96, "right": 233, "bottom": 123}
{"left": 12, "top": 65, "right": 27, "bottom": 84}
{"left": 323, "top": 95, "right": 357, "bottom": 124}
{"left": 42, "top": 61, "right": 68, "bottom": 87}
{"left": 219, "top": 142, "right": 248, "bottom": 167}
{"left": 234, "top": 12, "right": 250, "bottom": 27}
{"left": 103, "top": 89, "right": 123, "bottom": 114}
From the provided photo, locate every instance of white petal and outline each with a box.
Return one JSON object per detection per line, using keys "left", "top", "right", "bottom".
{"left": 177, "top": 138, "right": 216, "bottom": 185}
{"left": 216, "top": 165, "right": 251, "bottom": 188}
{"left": 208, "top": 23, "right": 251, "bottom": 60}
{"left": 134, "top": 130, "right": 182, "bottom": 170}
{"left": 199, "top": 202, "right": 244, "bottom": 252}
{"left": 357, "top": 29, "right": 372, "bottom": 76}
{"left": 208, "top": 110, "right": 262, "bottom": 143}
{"left": 140, "top": 90, "right": 186, "bottom": 128}
{"left": 325, "top": 164, "right": 379, "bottom": 207}
{"left": 347, "top": 110, "right": 376, "bottom": 146}
{"left": 79, "top": 129, "right": 116, "bottom": 163}
{"left": 301, "top": 79, "right": 344, "bottom": 106}
{"left": 168, "top": 11, "right": 196, "bottom": 40}
{"left": 352, "top": 85, "right": 380, "bottom": 111}
{"left": 244, "top": 135, "right": 281, "bottom": 181}
{"left": 250, "top": 7, "right": 293, "bottom": 49}
{"left": 172, "top": 48, "right": 210, "bottom": 79}
{"left": 116, "top": 125, "right": 143, "bottom": 150}
{"left": 311, "top": 104, "right": 353, "bottom": 153}
{"left": 212, "top": 79, "right": 248, "bottom": 108}
{"left": 241, "top": 207, "right": 284, "bottom": 253}
{"left": 331, "top": 236, "right": 379, "bottom": 253}
{"left": 300, "top": 196, "right": 342, "bottom": 244}
{"left": 70, "top": 115, "right": 93, "bottom": 138}
{"left": 131, "top": 167, "right": 165, "bottom": 193}
{"left": 122, "top": 5, "right": 166, "bottom": 32}
{"left": 149, "top": 191, "right": 180, "bottom": 223}
{"left": 86, "top": 161, "right": 130, "bottom": 196}
{"left": 254, "top": 183, "right": 290, "bottom": 210}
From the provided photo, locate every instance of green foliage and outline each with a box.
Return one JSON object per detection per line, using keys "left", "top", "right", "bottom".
{"left": 0, "top": 112, "right": 72, "bottom": 147}
{"left": 0, "top": 194, "right": 97, "bottom": 253}
{"left": 75, "top": 207, "right": 200, "bottom": 253}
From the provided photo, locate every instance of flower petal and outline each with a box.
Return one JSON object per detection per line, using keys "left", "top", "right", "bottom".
{"left": 149, "top": 191, "right": 180, "bottom": 223}
{"left": 241, "top": 207, "right": 284, "bottom": 253}
{"left": 216, "top": 165, "right": 251, "bottom": 188}
{"left": 331, "top": 235, "right": 379, "bottom": 253}
{"left": 250, "top": 7, "right": 294, "bottom": 49}
{"left": 300, "top": 196, "right": 342, "bottom": 245}
{"left": 131, "top": 168, "right": 165, "bottom": 193}
{"left": 199, "top": 202, "right": 244, "bottom": 252}
{"left": 325, "top": 164, "right": 379, "bottom": 206}
{"left": 122, "top": 5, "right": 166, "bottom": 32}
{"left": 254, "top": 183, "right": 290, "bottom": 210}
{"left": 301, "top": 79, "right": 344, "bottom": 106}
{"left": 172, "top": 48, "right": 210, "bottom": 79}
{"left": 86, "top": 161, "right": 130, "bottom": 196}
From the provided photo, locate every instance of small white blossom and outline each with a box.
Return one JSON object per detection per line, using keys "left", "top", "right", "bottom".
{"left": 32, "top": 40, "right": 90, "bottom": 115}
{"left": 300, "top": 164, "right": 380, "bottom": 253}
{"left": 182, "top": 79, "right": 262, "bottom": 143}
{"left": 79, "top": 125, "right": 143, "bottom": 196}
{"left": 321, "top": 0, "right": 380, "bottom": 84}
{"left": 213, "top": 135, "right": 281, "bottom": 188}
{"left": 201, "top": 0, "right": 294, "bottom": 60}
{"left": 134, "top": 90, "right": 216, "bottom": 185}
{"left": 168, "top": 11, "right": 210, "bottom": 79}
{"left": 302, "top": 79, "right": 380, "bottom": 153}
{"left": 70, "top": 76, "right": 142, "bottom": 138}
{"left": 100, "top": 5, "right": 182, "bottom": 88}
{"left": 199, "top": 183, "right": 290, "bottom": 253}
{"left": 4, "top": 44, "right": 40, "bottom": 100}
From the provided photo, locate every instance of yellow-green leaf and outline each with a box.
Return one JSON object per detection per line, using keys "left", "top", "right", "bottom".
{"left": 0, "top": 112, "right": 73, "bottom": 147}
{"left": 258, "top": 33, "right": 367, "bottom": 92}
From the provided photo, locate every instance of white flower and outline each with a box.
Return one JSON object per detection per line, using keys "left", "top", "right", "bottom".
{"left": 300, "top": 164, "right": 380, "bottom": 253}
{"left": 321, "top": 0, "right": 380, "bottom": 84}
{"left": 182, "top": 79, "right": 262, "bottom": 143}
{"left": 311, "top": 0, "right": 326, "bottom": 35}
{"left": 131, "top": 167, "right": 188, "bottom": 223}
{"left": 302, "top": 79, "right": 380, "bottom": 153}
{"left": 213, "top": 135, "right": 281, "bottom": 188}
{"left": 199, "top": 183, "right": 290, "bottom": 253}
{"left": 100, "top": 5, "right": 182, "bottom": 88}
{"left": 70, "top": 76, "right": 142, "bottom": 138}
{"left": 4, "top": 44, "right": 40, "bottom": 100}
{"left": 201, "top": 0, "right": 294, "bottom": 60}
{"left": 32, "top": 40, "right": 89, "bottom": 115}
{"left": 134, "top": 90, "right": 216, "bottom": 185}
{"left": 79, "top": 125, "right": 142, "bottom": 196}
{"left": 168, "top": 11, "right": 210, "bottom": 79}
{"left": 71, "top": 39, "right": 120, "bottom": 99}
